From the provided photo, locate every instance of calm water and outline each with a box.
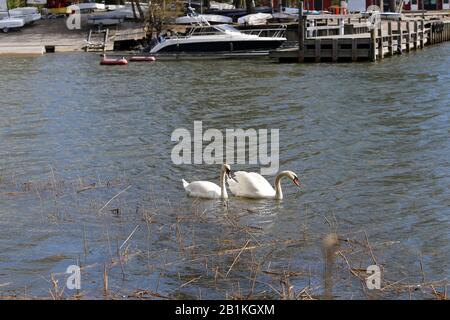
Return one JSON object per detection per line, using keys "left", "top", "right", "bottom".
{"left": 0, "top": 44, "right": 449, "bottom": 299}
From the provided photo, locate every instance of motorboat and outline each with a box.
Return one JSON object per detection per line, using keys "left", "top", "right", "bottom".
{"left": 68, "top": 3, "right": 106, "bottom": 12}
{"left": 281, "top": 7, "right": 321, "bottom": 15}
{"left": 0, "top": 17, "right": 25, "bottom": 32}
{"left": 176, "top": 14, "right": 232, "bottom": 25}
{"left": 181, "top": 1, "right": 235, "bottom": 12}
{"left": 8, "top": 7, "right": 41, "bottom": 24}
{"left": 237, "top": 13, "right": 272, "bottom": 26}
{"left": 271, "top": 12, "right": 298, "bottom": 23}
{"left": 88, "top": 12, "right": 126, "bottom": 26}
{"left": 205, "top": 6, "right": 273, "bottom": 20}
{"left": 149, "top": 21, "right": 286, "bottom": 57}
{"left": 176, "top": 6, "right": 232, "bottom": 25}
{"left": 105, "top": 2, "right": 148, "bottom": 19}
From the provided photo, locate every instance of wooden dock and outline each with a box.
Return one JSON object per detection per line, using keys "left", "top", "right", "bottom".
{"left": 270, "top": 12, "right": 450, "bottom": 63}
{"left": 0, "top": 18, "right": 146, "bottom": 55}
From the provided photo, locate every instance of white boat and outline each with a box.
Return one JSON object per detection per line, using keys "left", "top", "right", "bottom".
{"left": 176, "top": 14, "right": 232, "bottom": 25}
{"left": 8, "top": 7, "right": 41, "bottom": 24}
{"left": 237, "top": 13, "right": 272, "bottom": 26}
{"left": 209, "top": 1, "right": 235, "bottom": 10}
{"left": 149, "top": 23, "right": 286, "bottom": 56}
{"left": 282, "top": 7, "right": 321, "bottom": 15}
{"left": 271, "top": 12, "right": 298, "bottom": 22}
{"left": 105, "top": 3, "right": 148, "bottom": 19}
{"left": 68, "top": 3, "right": 106, "bottom": 12}
{"left": 0, "top": 17, "right": 25, "bottom": 32}
{"left": 87, "top": 13, "right": 125, "bottom": 26}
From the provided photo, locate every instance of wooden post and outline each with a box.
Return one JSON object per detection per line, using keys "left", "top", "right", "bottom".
{"left": 420, "top": 19, "right": 424, "bottom": 49}
{"left": 351, "top": 38, "right": 357, "bottom": 62}
{"left": 414, "top": 20, "right": 418, "bottom": 50}
{"left": 406, "top": 21, "right": 411, "bottom": 52}
{"left": 298, "top": 1, "right": 305, "bottom": 63}
{"left": 397, "top": 20, "right": 403, "bottom": 54}
{"left": 370, "top": 28, "right": 377, "bottom": 62}
{"left": 378, "top": 25, "right": 383, "bottom": 59}
{"left": 388, "top": 21, "right": 393, "bottom": 56}
{"left": 332, "top": 38, "right": 338, "bottom": 62}
{"left": 315, "top": 39, "right": 321, "bottom": 62}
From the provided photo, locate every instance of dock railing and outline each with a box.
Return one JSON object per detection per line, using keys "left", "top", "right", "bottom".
{"left": 270, "top": 10, "right": 450, "bottom": 63}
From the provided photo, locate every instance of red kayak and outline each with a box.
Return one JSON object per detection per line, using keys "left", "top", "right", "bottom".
{"left": 129, "top": 56, "right": 156, "bottom": 62}
{"left": 100, "top": 56, "right": 128, "bottom": 65}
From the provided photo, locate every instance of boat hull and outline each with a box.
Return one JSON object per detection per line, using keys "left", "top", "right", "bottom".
{"left": 151, "top": 51, "right": 271, "bottom": 60}
{"left": 151, "top": 39, "right": 285, "bottom": 54}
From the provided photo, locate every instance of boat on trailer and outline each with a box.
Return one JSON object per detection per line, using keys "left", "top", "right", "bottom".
{"left": 8, "top": 7, "right": 41, "bottom": 24}
{"left": 0, "top": 17, "right": 25, "bottom": 32}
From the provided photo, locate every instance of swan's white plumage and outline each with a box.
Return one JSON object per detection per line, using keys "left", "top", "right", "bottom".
{"left": 227, "top": 171, "right": 276, "bottom": 198}
{"left": 182, "top": 179, "right": 222, "bottom": 199}
{"left": 181, "top": 164, "right": 230, "bottom": 199}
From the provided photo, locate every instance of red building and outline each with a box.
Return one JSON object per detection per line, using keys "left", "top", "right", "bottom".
{"left": 272, "top": 0, "right": 450, "bottom": 11}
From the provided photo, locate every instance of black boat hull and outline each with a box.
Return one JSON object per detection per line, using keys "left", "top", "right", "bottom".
{"left": 154, "top": 40, "right": 285, "bottom": 54}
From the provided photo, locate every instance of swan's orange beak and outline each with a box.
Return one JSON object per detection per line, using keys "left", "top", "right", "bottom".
{"left": 293, "top": 177, "right": 301, "bottom": 187}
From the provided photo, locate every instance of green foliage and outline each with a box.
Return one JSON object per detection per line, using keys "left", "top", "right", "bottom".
{"left": 7, "top": 0, "right": 27, "bottom": 9}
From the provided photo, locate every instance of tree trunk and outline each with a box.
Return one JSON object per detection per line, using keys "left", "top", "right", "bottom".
{"left": 136, "top": 0, "right": 145, "bottom": 21}
{"left": 388, "top": 0, "right": 396, "bottom": 12}
{"left": 131, "top": 0, "right": 137, "bottom": 19}
{"left": 245, "top": 0, "right": 255, "bottom": 14}
{"left": 233, "top": 0, "right": 241, "bottom": 8}
{"left": 203, "top": 0, "right": 211, "bottom": 9}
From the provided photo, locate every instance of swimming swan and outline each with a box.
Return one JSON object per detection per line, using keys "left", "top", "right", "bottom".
{"left": 182, "top": 164, "right": 232, "bottom": 199}
{"left": 227, "top": 170, "right": 300, "bottom": 200}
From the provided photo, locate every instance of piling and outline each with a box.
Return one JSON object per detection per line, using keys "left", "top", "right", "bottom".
{"left": 270, "top": 13, "right": 450, "bottom": 63}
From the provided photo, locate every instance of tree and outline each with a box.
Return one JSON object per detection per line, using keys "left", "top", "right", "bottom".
{"left": 145, "top": 0, "right": 165, "bottom": 39}
{"left": 245, "top": 0, "right": 255, "bottom": 14}
{"left": 388, "top": 0, "right": 397, "bottom": 12}
{"left": 131, "top": 0, "right": 145, "bottom": 21}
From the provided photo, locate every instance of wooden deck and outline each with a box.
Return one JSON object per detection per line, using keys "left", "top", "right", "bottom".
{"left": 0, "top": 16, "right": 146, "bottom": 55}
{"left": 270, "top": 14, "right": 450, "bottom": 63}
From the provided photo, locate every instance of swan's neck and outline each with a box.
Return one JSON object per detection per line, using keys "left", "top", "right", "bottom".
{"left": 220, "top": 170, "right": 228, "bottom": 199}
{"left": 274, "top": 172, "right": 286, "bottom": 200}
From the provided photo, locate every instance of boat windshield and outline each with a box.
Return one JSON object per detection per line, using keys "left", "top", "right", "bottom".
{"left": 214, "top": 24, "right": 241, "bottom": 34}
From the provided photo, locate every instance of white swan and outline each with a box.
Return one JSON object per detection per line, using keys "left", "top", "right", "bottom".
{"left": 227, "top": 170, "right": 300, "bottom": 200}
{"left": 182, "top": 164, "right": 231, "bottom": 199}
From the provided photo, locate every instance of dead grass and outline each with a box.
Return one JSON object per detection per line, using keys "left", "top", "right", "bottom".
{"left": 0, "top": 172, "right": 448, "bottom": 300}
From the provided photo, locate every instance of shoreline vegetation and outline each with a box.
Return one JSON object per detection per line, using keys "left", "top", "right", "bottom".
{"left": 0, "top": 171, "right": 447, "bottom": 300}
